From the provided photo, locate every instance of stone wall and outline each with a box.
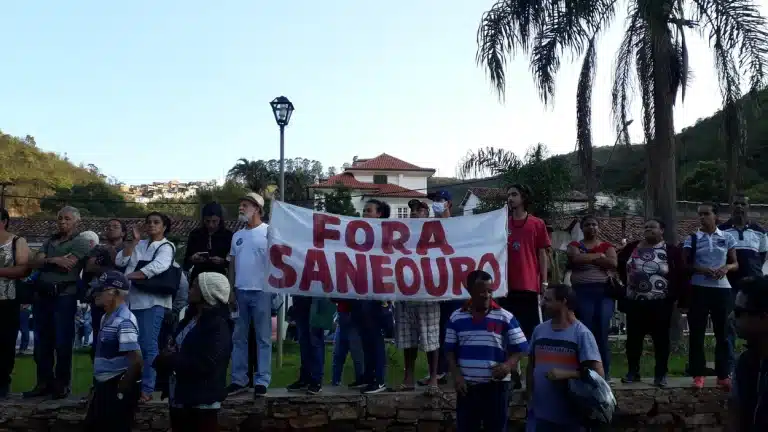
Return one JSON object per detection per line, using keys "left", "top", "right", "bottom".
{"left": 0, "top": 381, "right": 730, "bottom": 431}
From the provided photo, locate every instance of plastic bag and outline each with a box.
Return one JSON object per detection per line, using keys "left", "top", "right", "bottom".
{"left": 567, "top": 368, "right": 617, "bottom": 425}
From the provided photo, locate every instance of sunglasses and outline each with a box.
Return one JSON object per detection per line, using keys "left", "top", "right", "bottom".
{"left": 733, "top": 307, "right": 767, "bottom": 318}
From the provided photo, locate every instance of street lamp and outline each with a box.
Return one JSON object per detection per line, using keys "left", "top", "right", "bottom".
{"left": 270, "top": 95, "right": 294, "bottom": 368}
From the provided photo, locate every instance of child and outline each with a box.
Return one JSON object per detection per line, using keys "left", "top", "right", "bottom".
{"left": 445, "top": 270, "right": 529, "bottom": 432}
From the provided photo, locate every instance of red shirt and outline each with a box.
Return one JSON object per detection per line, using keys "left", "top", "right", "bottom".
{"left": 507, "top": 214, "right": 551, "bottom": 293}
{"left": 336, "top": 300, "right": 350, "bottom": 313}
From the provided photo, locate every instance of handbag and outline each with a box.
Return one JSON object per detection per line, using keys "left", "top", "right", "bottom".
{"left": 605, "top": 274, "right": 626, "bottom": 300}
{"left": 132, "top": 243, "right": 182, "bottom": 296}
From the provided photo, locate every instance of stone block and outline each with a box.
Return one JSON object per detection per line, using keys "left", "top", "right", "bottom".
{"left": 270, "top": 403, "right": 298, "bottom": 419}
{"left": 397, "top": 410, "right": 421, "bottom": 423}
{"left": 357, "top": 418, "right": 393, "bottom": 430}
{"left": 288, "top": 413, "right": 328, "bottom": 429}
{"left": 683, "top": 413, "right": 717, "bottom": 426}
{"left": 366, "top": 398, "right": 397, "bottom": 418}
{"left": 417, "top": 421, "right": 443, "bottom": 432}
{"left": 329, "top": 404, "right": 359, "bottom": 421}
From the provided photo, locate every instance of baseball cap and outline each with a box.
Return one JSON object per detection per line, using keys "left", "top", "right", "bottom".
{"left": 240, "top": 192, "right": 265, "bottom": 208}
{"left": 408, "top": 199, "right": 428, "bottom": 210}
{"left": 94, "top": 271, "right": 130, "bottom": 294}
{"left": 428, "top": 190, "right": 452, "bottom": 202}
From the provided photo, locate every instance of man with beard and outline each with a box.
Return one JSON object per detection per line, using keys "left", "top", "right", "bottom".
{"left": 729, "top": 276, "right": 768, "bottom": 430}
{"left": 504, "top": 184, "right": 550, "bottom": 389}
{"left": 226, "top": 192, "right": 272, "bottom": 398}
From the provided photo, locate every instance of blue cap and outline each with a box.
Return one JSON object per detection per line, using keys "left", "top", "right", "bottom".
{"left": 428, "top": 189, "right": 452, "bottom": 201}
{"left": 95, "top": 270, "right": 130, "bottom": 293}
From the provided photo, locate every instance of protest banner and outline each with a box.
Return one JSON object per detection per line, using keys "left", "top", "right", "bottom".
{"left": 264, "top": 201, "right": 508, "bottom": 301}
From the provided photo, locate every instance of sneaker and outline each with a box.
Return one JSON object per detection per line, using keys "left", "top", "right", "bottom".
{"left": 50, "top": 384, "right": 70, "bottom": 400}
{"left": 348, "top": 379, "right": 367, "bottom": 389}
{"left": 22, "top": 384, "right": 52, "bottom": 399}
{"left": 286, "top": 380, "right": 309, "bottom": 392}
{"left": 362, "top": 383, "right": 386, "bottom": 394}
{"left": 621, "top": 373, "right": 641, "bottom": 384}
{"left": 417, "top": 373, "right": 447, "bottom": 386}
{"left": 716, "top": 377, "right": 732, "bottom": 392}
{"left": 226, "top": 383, "right": 248, "bottom": 396}
{"left": 253, "top": 385, "right": 267, "bottom": 398}
{"left": 653, "top": 376, "right": 668, "bottom": 388}
{"left": 692, "top": 376, "right": 705, "bottom": 389}
{"left": 307, "top": 383, "right": 322, "bottom": 395}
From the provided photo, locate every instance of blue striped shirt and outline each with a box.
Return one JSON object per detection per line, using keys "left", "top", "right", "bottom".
{"left": 444, "top": 304, "right": 528, "bottom": 383}
{"left": 94, "top": 302, "right": 141, "bottom": 382}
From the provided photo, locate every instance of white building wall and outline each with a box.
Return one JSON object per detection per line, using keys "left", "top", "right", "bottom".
{"left": 343, "top": 171, "right": 428, "bottom": 192}
{"left": 463, "top": 194, "right": 482, "bottom": 215}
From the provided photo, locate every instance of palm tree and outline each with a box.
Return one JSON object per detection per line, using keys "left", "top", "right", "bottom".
{"left": 226, "top": 158, "right": 274, "bottom": 195}
{"left": 477, "top": 0, "right": 768, "bottom": 242}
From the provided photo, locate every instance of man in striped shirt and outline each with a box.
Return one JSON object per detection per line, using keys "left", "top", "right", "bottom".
{"left": 445, "top": 270, "right": 528, "bottom": 432}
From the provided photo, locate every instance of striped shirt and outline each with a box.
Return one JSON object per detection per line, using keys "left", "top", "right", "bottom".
{"left": 719, "top": 220, "right": 767, "bottom": 285}
{"left": 444, "top": 303, "right": 528, "bottom": 383}
{"left": 93, "top": 302, "right": 140, "bottom": 382}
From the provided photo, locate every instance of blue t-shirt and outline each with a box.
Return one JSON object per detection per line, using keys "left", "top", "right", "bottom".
{"left": 93, "top": 302, "right": 140, "bottom": 382}
{"left": 684, "top": 229, "right": 737, "bottom": 288}
{"left": 444, "top": 303, "right": 528, "bottom": 383}
{"left": 529, "top": 320, "right": 601, "bottom": 426}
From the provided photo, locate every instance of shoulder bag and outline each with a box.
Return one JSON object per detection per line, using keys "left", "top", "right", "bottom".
{"left": 132, "top": 242, "right": 182, "bottom": 296}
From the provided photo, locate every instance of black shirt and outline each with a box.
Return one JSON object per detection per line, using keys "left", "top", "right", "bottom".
{"left": 183, "top": 227, "right": 233, "bottom": 283}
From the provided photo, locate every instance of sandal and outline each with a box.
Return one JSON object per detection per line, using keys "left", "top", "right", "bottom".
{"left": 139, "top": 393, "right": 153, "bottom": 403}
{"left": 423, "top": 385, "right": 441, "bottom": 397}
{"left": 396, "top": 383, "right": 416, "bottom": 392}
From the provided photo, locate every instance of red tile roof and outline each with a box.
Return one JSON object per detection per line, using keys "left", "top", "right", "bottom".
{"left": 310, "top": 173, "right": 379, "bottom": 189}
{"left": 346, "top": 153, "right": 435, "bottom": 173}
{"left": 460, "top": 187, "right": 506, "bottom": 206}
{"left": 8, "top": 218, "right": 246, "bottom": 242}
{"left": 553, "top": 216, "right": 768, "bottom": 246}
{"left": 365, "top": 183, "right": 427, "bottom": 198}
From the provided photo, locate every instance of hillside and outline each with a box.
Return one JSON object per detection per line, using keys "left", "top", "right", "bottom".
{"left": 560, "top": 86, "right": 768, "bottom": 200}
{"left": 0, "top": 131, "right": 105, "bottom": 215}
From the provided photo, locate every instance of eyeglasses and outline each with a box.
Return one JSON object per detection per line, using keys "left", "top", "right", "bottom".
{"left": 733, "top": 307, "right": 767, "bottom": 318}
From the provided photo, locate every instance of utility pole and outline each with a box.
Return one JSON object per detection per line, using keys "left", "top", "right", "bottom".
{"left": 0, "top": 182, "right": 13, "bottom": 209}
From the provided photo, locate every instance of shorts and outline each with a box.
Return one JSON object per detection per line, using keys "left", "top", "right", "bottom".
{"left": 395, "top": 301, "right": 440, "bottom": 352}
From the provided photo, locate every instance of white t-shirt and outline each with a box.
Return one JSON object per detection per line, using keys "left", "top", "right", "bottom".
{"left": 229, "top": 223, "right": 269, "bottom": 291}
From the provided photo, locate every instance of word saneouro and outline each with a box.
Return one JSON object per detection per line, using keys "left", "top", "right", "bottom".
{"left": 268, "top": 214, "right": 502, "bottom": 298}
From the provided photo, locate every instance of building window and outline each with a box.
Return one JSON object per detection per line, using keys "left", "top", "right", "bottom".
{"left": 373, "top": 174, "right": 388, "bottom": 185}
{"left": 397, "top": 207, "right": 409, "bottom": 218}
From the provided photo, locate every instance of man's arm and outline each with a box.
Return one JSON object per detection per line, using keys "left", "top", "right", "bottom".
{"left": 538, "top": 247, "right": 549, "bottom": 286}
{"left": 525, "top": 353, "right": 534, "bottom": 401}
{"left": 117, "top": 320, "right": 143, "bottom": 391}
{"left": 536, "top": 222, "right": 551, "bottom": 287}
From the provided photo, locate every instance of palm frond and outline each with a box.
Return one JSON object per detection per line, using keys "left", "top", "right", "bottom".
{"left": 457, "top": 147, "right": 522, "bottom": 179}
{"left": 576, "top": 36, "right": 597, "bottom": 191}
{"left": 634, "top": 18, "right": 656, "bottom": 146}
{"left": 691, "top": 0, "right": 768, "bottom": 94}
{"left": 476, "top": 1, "right": 518, "bottom": 100}
{"left": 611, "top": 6, "right": 642, "bottom": 144}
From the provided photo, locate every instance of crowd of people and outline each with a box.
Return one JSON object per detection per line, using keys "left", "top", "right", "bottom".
{"left": 0, "top": 185, "right": 766, "bottom": 431}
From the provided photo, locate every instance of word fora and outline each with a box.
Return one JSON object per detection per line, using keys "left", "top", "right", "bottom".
{"left": 268, "top": 213, "right": 502, "bottom": 296}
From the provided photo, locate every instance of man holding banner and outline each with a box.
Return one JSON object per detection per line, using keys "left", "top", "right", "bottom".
{"left": 227, "top": 193, "right": 273, "bottom": 398}
{"left": 395, "top": 199, "right": 442, "bottom": 394}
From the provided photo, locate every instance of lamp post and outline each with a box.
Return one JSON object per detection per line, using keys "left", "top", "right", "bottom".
{"left": 270, "top": 95, "right": 294, "bottom": 368}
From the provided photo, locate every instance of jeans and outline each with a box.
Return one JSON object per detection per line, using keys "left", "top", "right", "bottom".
{"left": 434, "top": 300, "right": 464, "bottom": 376}
{"left": 687, "top": 286, "right": 733, "bottom": 379}
{"left": 18, "top": 307, "right": 31, "bottom": 352}
{"left": 33, "top": 294, "right": 77, "bottom": 388}
{"left": 726, "top": 289, "right": 738, "bottom": 375}
{"left": 624, "top": 299, "right": 672, "bottom": 378}
{"left": 573, "top": 282, "right": 615, "bottom": 376}
{"left": 133, "top": 305, "right": 166, "bottom": 394}
{"left": 354, "top": 301, "right": 387, "bottom": 385}
{"left": 456, "top": 381, "right": 510, "bottom": 432}
{"left": 0, "top": 300, "right": 21, "bottom": 390}
{"left": 331, "top": 311, "right": 364, "bottom": 385}
{"left": 294, "top": 296, "right": 325, "bottom": 385}
{"left": 231, "top": 289, "right": 273, "bottom": 387}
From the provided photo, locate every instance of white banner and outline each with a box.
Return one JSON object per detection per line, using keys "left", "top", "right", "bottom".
{"left": 264, "top": 201, "right": 508, "bottom": 301}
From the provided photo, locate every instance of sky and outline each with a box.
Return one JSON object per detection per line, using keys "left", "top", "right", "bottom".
{"left": 1, "top": 1, "right": 767, "bottom": 185}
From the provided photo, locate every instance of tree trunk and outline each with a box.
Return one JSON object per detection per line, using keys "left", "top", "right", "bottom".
{"left": 647, "top": 28, "right": 678, "bottom": 245}
{"left": 724, "top": 102, "right": 742, "bottom": 203}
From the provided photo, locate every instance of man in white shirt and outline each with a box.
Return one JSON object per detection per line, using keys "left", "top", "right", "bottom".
{"left": 227, "top": 192, "right": 272, "bottom": 398}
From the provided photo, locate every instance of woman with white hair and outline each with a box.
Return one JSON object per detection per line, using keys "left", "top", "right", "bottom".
{"left": 153, "top": 272, "right": 233, "bottom": 432}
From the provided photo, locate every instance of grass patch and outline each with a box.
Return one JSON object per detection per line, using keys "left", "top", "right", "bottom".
{"left": 10, "top": 336, "right": 742, "bottom": 396}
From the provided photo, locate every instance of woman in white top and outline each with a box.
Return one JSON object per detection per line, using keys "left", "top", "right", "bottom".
{"left": 115, "top": 211, "right": 175, "bottom": 402}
